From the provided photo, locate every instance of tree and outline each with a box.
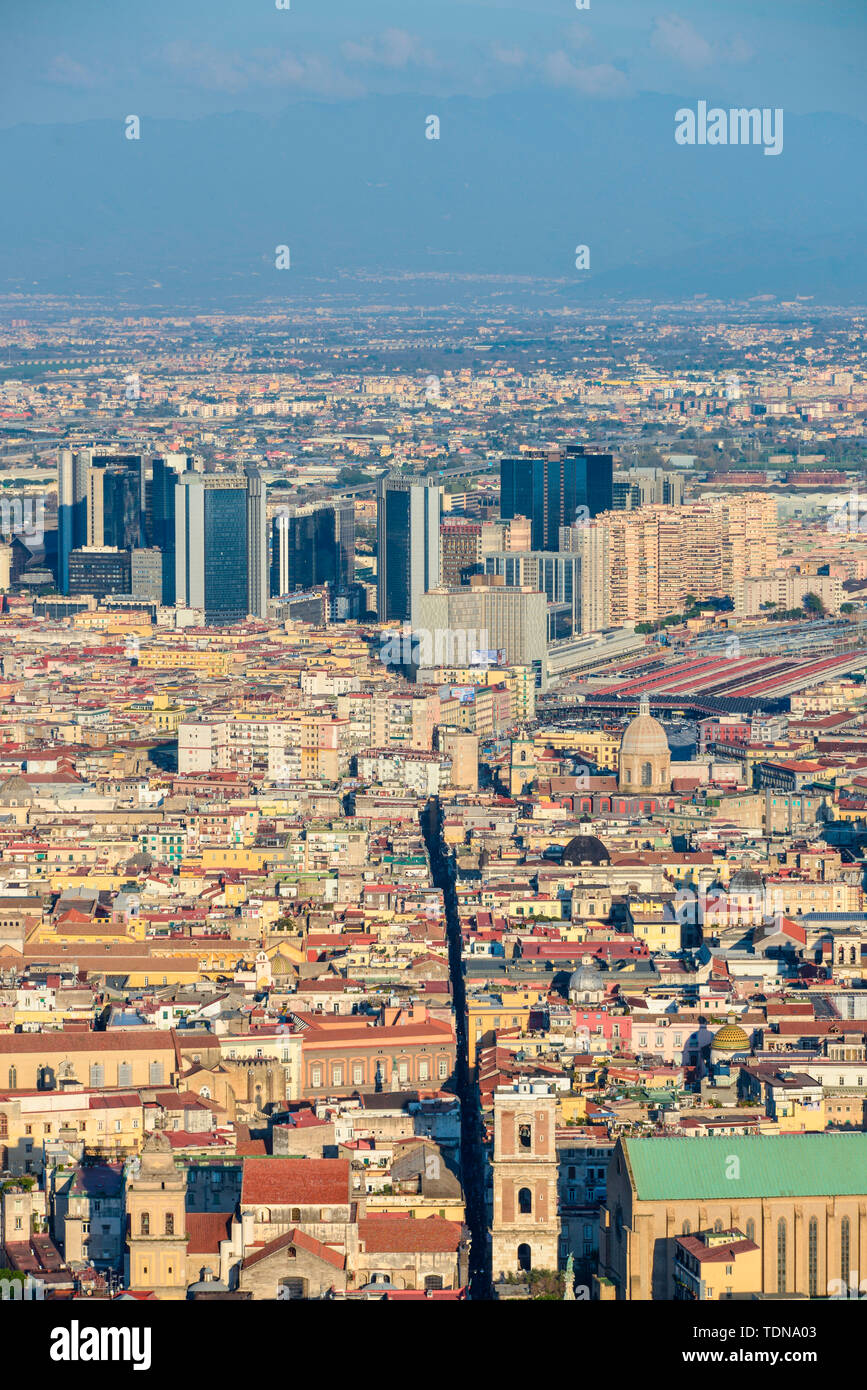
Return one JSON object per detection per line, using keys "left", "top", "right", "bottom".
{"left": 802, "top": 592, "right": 825, "bottom": 618}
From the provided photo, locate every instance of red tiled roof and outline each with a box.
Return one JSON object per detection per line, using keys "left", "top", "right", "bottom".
{"left": 240, "top": 1157, "right": 350, "bottom": 1207}
{"left": 243, "top": 1226, "right": 346, "bottom": 1272}
{"left": 357, "top": 1214, "right": 464, "bottom": 1254}
{"left": 186, "top": 1212, "right": 233, "bottom": 1256}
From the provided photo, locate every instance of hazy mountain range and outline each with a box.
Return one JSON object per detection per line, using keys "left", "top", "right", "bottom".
{"left": 2, "top": 92, "right": 865, "bottom": 302}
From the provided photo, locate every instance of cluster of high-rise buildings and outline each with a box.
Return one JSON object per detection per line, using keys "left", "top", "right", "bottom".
{"left": 1, "top": 304, "right": 866, "bottom": 1316}
{"left": 57, "top": 450, "right": 358, "bottom": 626}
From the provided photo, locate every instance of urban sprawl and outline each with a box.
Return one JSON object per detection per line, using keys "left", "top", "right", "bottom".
{"left": 1, "top": 300, "right": 867, "bottom": 1303}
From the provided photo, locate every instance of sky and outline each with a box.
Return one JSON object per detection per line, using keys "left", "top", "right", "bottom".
{"left": 2, "top": 0, "right": 866, "bottom": 129}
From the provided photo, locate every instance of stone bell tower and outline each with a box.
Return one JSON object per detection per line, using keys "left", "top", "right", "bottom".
{"left": 125, "top": 1130, "right": 188, "bottom": 1299}
{"left": 491, "top": 1082, "right": 560, "bottom": 1281}
{"left": 509, "top": 730, "right": 537, "bottom": 797}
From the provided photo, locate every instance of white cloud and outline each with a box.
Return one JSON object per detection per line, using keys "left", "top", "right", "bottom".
{"left": 651, "top": 14, "right": 713, "bottom": 68}
{"left": 45, "top": 54, "right": 98, "bottom": 88}
{"left": 161, "top": 43, "right": 364, "bottom": 97}
{"left": 341, "top": 29, "right": 435, "bottom": 70}
{"left": 544, "top": 53, "right": 630, "bottom": 98}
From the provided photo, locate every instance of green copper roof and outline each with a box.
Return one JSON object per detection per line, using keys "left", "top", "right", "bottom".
{"left": 624, "top": 1134, "right": 867, "bottom": 1201}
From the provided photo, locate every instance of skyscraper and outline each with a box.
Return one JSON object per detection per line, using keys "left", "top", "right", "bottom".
{"left": 270, "top": 500, "right": 355, "bottom": 597}
{"left": 57, "top": 449, "right": 89, "bottom": 594}
{"left": 500, "top": 445, "right": 613, "bottom": 550}
{"left": 245, "top": 470, "right": 268, "bottom": 619}
{"left": 440, "top": 521, "right": 482, "bottom": 587}
{"left": 88, "top": 461, "right": 144, "bottom": 550}
{"left": 150, "top": 454, "right": 202, "bottom": 604}
{"left": 58, "top": 449, "right": 145, "bottom": 594}
{"left": 376, "top": 475, "right": 442, "bottom": 626}
{"left": 174, "top": 473, "right": 249, "bottom": 625}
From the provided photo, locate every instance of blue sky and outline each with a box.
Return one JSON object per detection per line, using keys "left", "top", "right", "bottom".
{"left": 2, "top": 0, "right": 865, "bottom": 128}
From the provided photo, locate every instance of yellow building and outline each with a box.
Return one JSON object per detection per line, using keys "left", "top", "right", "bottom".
{"left": 674, "top": 1228, "right": 763, "bottom": 1301}
{"left": 601, "top": 1133, "right": 867, "bottom": 1300}
{"left": 125, "top": 1131, "right": 188, "bottom": 1298}
{"left": 0, "top": 1088, "right": 146, "bottom": 1171}
{"left": 467, "top": 992, "right": 542, "bottom": 1068}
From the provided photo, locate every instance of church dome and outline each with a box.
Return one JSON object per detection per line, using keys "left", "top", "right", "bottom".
{"left": 711, "top": 1019, "right": 751, "bottom": 1053}
{"left": 729, "top": 866, "right": 763, "bottom": 893}
{"left": 618, "top": 693, "right": 672, "bottom": 795}
{"left": 620, "top": 702, "right": 670, "bottom": 758}
{"left": 568, "top": 960, "right": 603, "bottom": 995}
{"left": 562, "top": 834, "right": 610, "bottom": 866}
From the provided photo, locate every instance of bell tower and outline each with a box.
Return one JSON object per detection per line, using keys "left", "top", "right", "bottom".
{"left": 125, "top": 1130, "right": 188, "bottom": 1299}
{"left": 491, "top": 1082, "right": 560, "bottom": 1281}
{"left": 509, "top": 730, "right": 537, "bottom": 797}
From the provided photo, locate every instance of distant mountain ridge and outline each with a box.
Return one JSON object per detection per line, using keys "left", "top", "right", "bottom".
{"left": 1, "top": 92, "right": 864, "bottom": 301}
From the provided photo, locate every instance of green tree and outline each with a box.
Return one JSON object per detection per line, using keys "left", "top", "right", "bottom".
{"left": 802, "top": 592, "right": 825, "bottom": 617}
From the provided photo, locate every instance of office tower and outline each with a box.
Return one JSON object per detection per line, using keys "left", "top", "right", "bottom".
{"left": 88, "top": 461, "right": 144, "bottom": 551}
{"left": 440, "top": 521, "right": 482, "bottom": 587}
{"left": 483, "top": 551, "right": 582, "bottom": 640}
{"left": 245, "top": 470, "right": 268, "bottom": 619}
{"left": 499, "top": 445, "right": 613, "bottom": 551}
{"left": 68, "top": 547, "right": 131, "bottom": 598}
{"left": 270, "top": 501, "right": 355, "bottom": 598}
{"left": 174, "top": 473, "right": 249, "bottom": 625}
{"left": 58, "top": 449, "right": 145, "bottom": 594}
{"left": 57, "top": 449, "right": 90, "bottom": 594}
{"left": 131, "top": 548, "right": 163, "bottom": 603}
{"left": 612, "top": 468, "right": 685, "bottom": 509}
{"left": 416, "top": 583, "right": 548, "bottom": 673}
{"left": 150, "top": 454, "right": 202, "bottom": 604}
{"left": 376, "top": 475, "right": 442, "bottom": 625}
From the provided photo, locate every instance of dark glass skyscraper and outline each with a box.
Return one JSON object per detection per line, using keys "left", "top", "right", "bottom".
{"left": 499, "top": 444, "right": 613, "bottom": 550}
{"left": 174, "top": 474, "right": 249, "bottom": 625}
{"left": 270, "top": 501, "right": 355, "bottom": 597}
{"left": 376, "top": 475, "right": 442, "bottom": 625}
{"left": 58, "top": 448, "right": 145, "bottom": 594}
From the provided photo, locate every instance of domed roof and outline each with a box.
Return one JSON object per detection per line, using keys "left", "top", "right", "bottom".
{"left": 569, "top": 960, "right": 603, "bottom": 993}
{"left": 729, "top": 865, "right": 763, "bottom": 892}
{"left": 711, "top": 1018, "right": 751, "bottom": 1053}
{"left": 620, "top": 694, "right": 670, "bottom": 758}
{"left": 562, "top": 834, "right": 610, "bottom": 866}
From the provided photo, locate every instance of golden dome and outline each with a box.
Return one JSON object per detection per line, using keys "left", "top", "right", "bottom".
{"left": 711, "top": 1018, "right": 750, "bottom": 1053}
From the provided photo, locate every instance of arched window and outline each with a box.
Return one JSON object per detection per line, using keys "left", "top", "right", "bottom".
{"left": 290, "top": 1207, "right": 301, "bottom": 1222}
{"left": 841, "top": 1217, "right": 851, "bottom": 1284}
{"left": 713, "top": 1219, "right": 723, "bottom": 1233}
{"left": 641, "top": 762, "right": 653, "bottom": 787}
{"left": 808, "top": 1217, "right": 818, "bottom": 1297}
{"left": 140, "top": 1212, "right": 150, "bottom": 1235}
{"left": 517, "top": 1243, "right": 531, "bottom": 1273}
{"left": 518, "top": 1123, "right": 532, "bottom": 1150}
{"left": 777, "top": 1218, "right": 787, "bottom": 1294}
{"left": 746, "top": 1218, "right": 755, "bottom": 1243}
{"left": 165, "top": 1212, "right": 174, "bottom": 1236}
{"left": 518, "top": 1187, "right": 532, "bottom": 1215}
{"left": 0, "top": 1112, "right": 7, "bottom": 1140}
{"left": 8, "top": 1068, "right": 16, "bottom": 1089}
{"left": 682, "top": 1220, "right": 691, "bottom": 1235}
{"left": 425, "top": 1275, "right": 443, "bottom": 1291}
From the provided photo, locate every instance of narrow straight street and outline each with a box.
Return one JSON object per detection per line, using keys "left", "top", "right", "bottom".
{"left": 422, "top": 798, "right": 490, "bottom": 1300}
